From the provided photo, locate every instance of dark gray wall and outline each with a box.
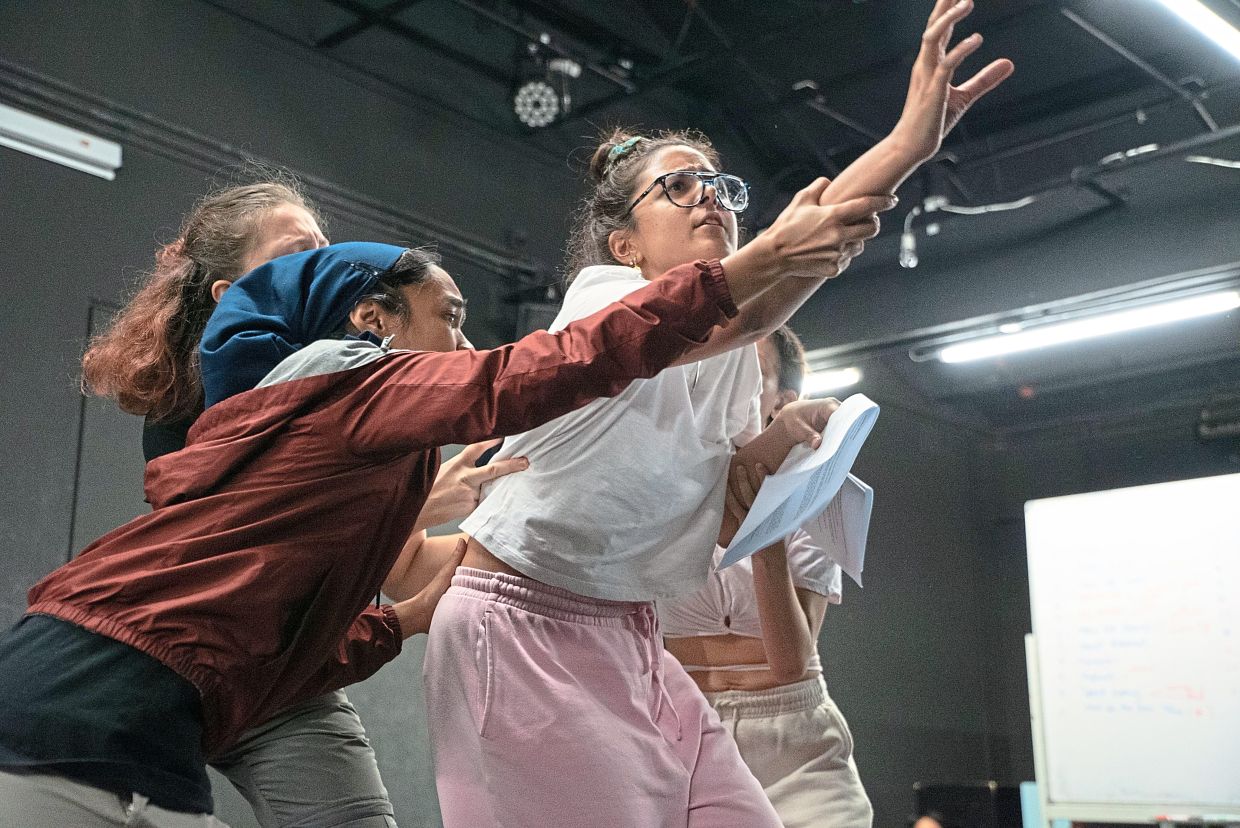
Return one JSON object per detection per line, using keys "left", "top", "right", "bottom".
{"left": 826, "top": 403, "right": 999, "bottom": 827}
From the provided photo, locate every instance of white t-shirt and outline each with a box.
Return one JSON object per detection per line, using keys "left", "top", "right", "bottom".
{"left": 657, "top": 530, "right": 844, "bottom": 673}
{"left": 461, "top": 264, "right": 762, "bottom": 601}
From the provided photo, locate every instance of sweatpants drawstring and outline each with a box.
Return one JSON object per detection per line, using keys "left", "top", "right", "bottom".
{"left": 640, "top": 605, "right": 683, "bottom": 741}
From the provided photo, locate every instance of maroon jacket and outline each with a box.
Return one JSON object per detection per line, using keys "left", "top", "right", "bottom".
{"left": 28, "top": 260, "right": 736, "bottom": 755}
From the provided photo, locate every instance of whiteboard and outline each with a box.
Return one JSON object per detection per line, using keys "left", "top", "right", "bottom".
{"left": 1026, "top": 473, "right": 1240, "bottom": 818}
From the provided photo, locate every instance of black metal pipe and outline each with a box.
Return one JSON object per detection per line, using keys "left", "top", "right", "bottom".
{"left": 1046, "top": 119, "right": 1240, "bottom": 196}
{"left": 446, "top": 0, "right": 636, "bottom": 93}
{"left": 320, "top": 0, "right": 508, "bottom": 84}
{"left": 955, "top": 77, "right": 1240, "bottom": 172}
{"left": 316, "top": 0, "right": 427, "bottom": 49}
{"left": 1060, "top": 7, "right": 1218, "bottom": 131}
{"left": 791, "top": 80, "right": 885, "bottom": 144}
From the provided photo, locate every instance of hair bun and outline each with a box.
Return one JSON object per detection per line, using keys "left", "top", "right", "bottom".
{"left": 588, "top": 130, "right": 645, "bottom": 182}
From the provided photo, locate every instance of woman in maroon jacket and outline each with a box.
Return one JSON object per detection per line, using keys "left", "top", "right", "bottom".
{"left": 0, "top": 171, "right": 871, "bottom": 825}
{"left": 78, "top": 180, "right": 529, "bottom": 828}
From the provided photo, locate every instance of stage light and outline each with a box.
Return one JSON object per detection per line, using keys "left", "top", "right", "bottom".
{"left": 938, "top": 290, "right": 1240, "bottom": 363}
{"left": 1149, "top": 0, "right": 1240, "bottom": 62}
{"left": 803, "top": 367, "right": 863, "bottom": 396}
{"left": 512, "top": 46, "right": 581, "bottom": 129}
{"left": 513, "top": 79, "right": 560, "bottom": 128}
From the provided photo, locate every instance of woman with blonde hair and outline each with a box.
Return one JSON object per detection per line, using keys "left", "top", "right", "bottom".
{"left": 77, "top": 178, "right": 519, "bottom": 827}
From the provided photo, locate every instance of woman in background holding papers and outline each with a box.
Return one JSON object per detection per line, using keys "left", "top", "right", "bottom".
{"left": 661, "top": 325, "right": 872, "bottom": 828}
{"left": 426, "top": 3, "right": 1012, "bottom": 825}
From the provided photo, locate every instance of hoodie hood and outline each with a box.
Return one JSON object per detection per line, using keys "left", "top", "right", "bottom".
{"left": 200, "top": 241, "right": 405, "bottom": 408}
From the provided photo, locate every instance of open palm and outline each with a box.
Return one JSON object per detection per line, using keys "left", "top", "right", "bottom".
{"left": 895, "top": 0, "right": 1015, "bottom": 162}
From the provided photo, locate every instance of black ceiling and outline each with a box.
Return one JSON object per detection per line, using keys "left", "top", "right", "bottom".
{"left": 203, "top": 0, "right": 1240, "bottom": 189}
{"left": 199, "top": 0, "right": 1240, "bottom": 436}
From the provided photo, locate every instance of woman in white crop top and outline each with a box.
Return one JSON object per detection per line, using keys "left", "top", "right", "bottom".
{"left": 427, "top": 131, "right": 876, "bottom": 828}
{"left": 422, "top": 9, "right": 1012, "bottom": 824}
{"left": 661, "top": 326, "right": 873, "bottom": 828}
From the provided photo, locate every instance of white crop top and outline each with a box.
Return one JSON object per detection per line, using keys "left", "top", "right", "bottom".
{"left": 461, "top": 264, "right": 761, "bottom": 602}
{"left": 657, "top": 530, "right": 843, "bottom": 672}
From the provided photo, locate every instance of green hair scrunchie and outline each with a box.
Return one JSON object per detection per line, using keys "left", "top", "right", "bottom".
{"left": 605, "top": 136, "right": 645, "bottom": 169}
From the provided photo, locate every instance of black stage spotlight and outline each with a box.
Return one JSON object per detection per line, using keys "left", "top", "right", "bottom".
{"left": 513, "top": 41, "right": 580, "bottom": 129}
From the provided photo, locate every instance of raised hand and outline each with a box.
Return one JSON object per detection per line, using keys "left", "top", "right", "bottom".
{"left": 718, "top": 397, "right": 842, "bottom": 546}
{"left": 768, "top": 397, "right": 843, "bottom": 452}
{"left": 892, "top": 0, "right": 1015, "bottom": 163}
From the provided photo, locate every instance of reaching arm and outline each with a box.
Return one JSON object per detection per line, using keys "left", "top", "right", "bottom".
{"left": 342, "top": 260, "right": 740, "bottom": 455}
{"left": 751, "top": 542, "right": 830, "bottom": 683}
{"left": 406, "top": 439, "right": 528, "bottom": 533}
{"left": 676, "top": 0, "right": 1014, "bottom": 365}
{"left": 387, "top": 536, "right": 467, "bottom": 636}
{"left": 675, "top": 192, "right": 894, "bottom": 365}
{"left": 383, "top": 532, "right": 470, "bottom": 603}
{"left": 820, "top": 0, "right": 1014, "bottom": 205}
{"left": 285, "top": 538, "right": 467, "bottom": 703}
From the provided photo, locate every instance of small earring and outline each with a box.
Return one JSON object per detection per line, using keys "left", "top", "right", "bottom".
{"left": 629, "top": 257, "right": 638, "bottom": 268}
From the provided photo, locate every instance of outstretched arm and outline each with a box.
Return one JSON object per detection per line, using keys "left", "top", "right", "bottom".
{"left": 677, "top": 0, "right": 1015, "bottom": 364}
{"left": 824, "top": 0, "right": 1013, "bottom": 204}
{"left": 674, "top": 192, "right": 894, "bottom": 365}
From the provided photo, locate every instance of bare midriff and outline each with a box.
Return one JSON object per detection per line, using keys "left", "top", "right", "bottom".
{"left": 461, "top": 536, "right": 528, "bottom": 578}
{"left": 664, "top": 633, "right": 819, "bottom": 693}
{"left": 463, "top": 537, "right": 816, "bottom": 692}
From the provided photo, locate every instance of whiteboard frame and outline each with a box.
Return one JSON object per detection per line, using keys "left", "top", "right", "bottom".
{"left": 1024, "top": 474, "right": 1240, "bottom": 826}
{"left": 1025, "top": 633, "right": 1196, "bottom": 825}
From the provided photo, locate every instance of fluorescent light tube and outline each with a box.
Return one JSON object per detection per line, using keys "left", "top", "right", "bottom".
{"left": 803, "top": 367, "right": 863, "bottom": 395}
{"left": 0, "top": 103, "right": 122, "bottom": 180}
{"left": 939, "top": 290, "right": 1240, "bottom": 363}
{"left": 1150, "top": 0, "right": 1240, "bottom": 61}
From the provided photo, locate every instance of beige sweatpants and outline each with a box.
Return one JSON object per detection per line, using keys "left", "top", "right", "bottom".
{"left": 703, "top": 676, "right": 873, "bottom": 828}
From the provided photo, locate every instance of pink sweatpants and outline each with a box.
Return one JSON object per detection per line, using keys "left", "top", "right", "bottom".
{"left": 423, "top": 568, "right": 781, "bottom": 828}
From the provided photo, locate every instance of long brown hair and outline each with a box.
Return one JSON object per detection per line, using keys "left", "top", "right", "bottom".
{"left": 564, "top": 127, "right": 720, "bottom": 282}
{"left": 82, "top": 180, "right": 323, "bottom": 422}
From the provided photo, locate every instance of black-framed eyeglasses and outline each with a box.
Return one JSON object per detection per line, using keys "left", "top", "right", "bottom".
{"left": 623, "top": 170, "right": 750, "bottom": 217}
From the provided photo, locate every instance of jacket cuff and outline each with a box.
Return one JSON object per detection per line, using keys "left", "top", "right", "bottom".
{"left": 380, "top": 603, "right": 405, "bottom": 646}
{"left": 695, "top": 259, "right": 738, "bottom": 319}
